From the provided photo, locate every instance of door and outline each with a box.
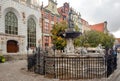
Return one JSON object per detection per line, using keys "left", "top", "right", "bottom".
{"left": 7, "top": 40, "right": 19, "bottom": 53}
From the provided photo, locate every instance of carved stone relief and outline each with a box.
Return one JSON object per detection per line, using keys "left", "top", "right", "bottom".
{"left": 22, "top": 12, "right": 26, "bottom": 24}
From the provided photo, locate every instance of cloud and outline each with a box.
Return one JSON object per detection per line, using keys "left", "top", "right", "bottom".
{"left": 40, "top": 0, "right": 120, "bottom": 35}
{"left": 90, "top": 0, "right": 120, "bottom": 32}
{"left": 112, "top": 29, "right": 120, "bottom": 38}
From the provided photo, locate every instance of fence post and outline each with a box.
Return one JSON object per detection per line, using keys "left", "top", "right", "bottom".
{"left": 52, "top": 45, "right": 56, "bottom": 78}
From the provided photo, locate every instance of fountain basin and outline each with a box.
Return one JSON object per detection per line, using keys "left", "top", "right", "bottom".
{"left": 61, "top": 31, "right": 81, "bottom": 39}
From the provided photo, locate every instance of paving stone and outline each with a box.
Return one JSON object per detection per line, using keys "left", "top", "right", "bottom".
{"left": 2, "top": 54, "right": 120, "bottom": 81}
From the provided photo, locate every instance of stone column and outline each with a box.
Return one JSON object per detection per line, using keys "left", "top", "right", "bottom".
{"left": 1, "top": 38, "right": 6, "bottom": 54}
{"left": 19, "top": 38, "right": 25, "bottom": 54}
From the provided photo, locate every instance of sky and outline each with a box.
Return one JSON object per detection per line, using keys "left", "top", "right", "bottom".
{"left": 39, "top": 0, "right": 120, "bottom": 38}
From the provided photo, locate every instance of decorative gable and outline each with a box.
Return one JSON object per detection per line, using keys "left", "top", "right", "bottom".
{"left": 45, "top": 0, "right": 59, "bottom": 16}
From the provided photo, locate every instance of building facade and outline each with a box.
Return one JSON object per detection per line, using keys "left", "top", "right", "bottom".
{"left": 41, "top": 0, "right": 60, "bottom": 49}
{"left": 0, "top": 0, "right": 41, "bottom": 54}
{"left": 57, "top": 2, "right": 69, "bottom": 21}
{"left": 58, "top": 3, "right": 82, "bottom": 32}
{"left": 41, "top": 1, "right": 83, "bottom": 49}
{"left": 81, "top": 18, "right": 91, "bottom": 33}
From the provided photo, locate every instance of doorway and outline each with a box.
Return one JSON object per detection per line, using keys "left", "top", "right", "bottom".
{"left": 7, "top": 40, "right": 19, "bottom": 53}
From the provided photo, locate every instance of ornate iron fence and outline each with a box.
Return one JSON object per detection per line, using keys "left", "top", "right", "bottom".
{"left": 27, "top": 47, "right": 117, "bottom": 80}
{"left": 45, "top": 56, "right": 107, "bottom": 80}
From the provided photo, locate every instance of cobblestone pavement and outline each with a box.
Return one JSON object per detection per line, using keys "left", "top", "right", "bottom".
{"left": 0, "top": 60, "right": 57, "bottom": 81}
{"left": 0, "top": 59, "right": 107, "bottom": 81}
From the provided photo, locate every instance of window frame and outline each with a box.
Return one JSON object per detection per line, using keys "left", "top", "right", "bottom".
{"left": 27, "top": 18, "right": 36, "bottom": 48}
{"left": 5, "top": 11, "right": 18, "bottom": 35}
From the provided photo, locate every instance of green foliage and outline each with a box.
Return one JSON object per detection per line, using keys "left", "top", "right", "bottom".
{"left": 51, "top": 21, "right": 67, "bottom": 50}
{"left": 0, "top": 55, "right": 5, "bottom": 63}
{"left": 51, "top": 22, "right": 81, "bottom": 49}
{"left": 101, "top": 33, "right": 115, "bottom": 48}
{"left": 78, "top": 30, "right": 115, "bottom": 48}
{"left": 73, "top": 25, "right": 82, "bottom": 47}
{"left": 74, "top": 25, "right": 80, "bottom": 32}
{"left": 51, "top": 21, "right": 114, "bottom": 49}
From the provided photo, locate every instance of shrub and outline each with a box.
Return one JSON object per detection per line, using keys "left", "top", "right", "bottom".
{"left": 0, "top": 55, "right": 5, "bottom": 63}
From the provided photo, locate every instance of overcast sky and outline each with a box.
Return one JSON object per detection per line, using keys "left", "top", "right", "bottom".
{"left": 39, "top": 0, "right": 120, "bottom": 38}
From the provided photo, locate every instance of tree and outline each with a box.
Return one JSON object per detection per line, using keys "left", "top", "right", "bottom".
{"left": 77, "top": 30, "right": 115, "bottom": 48}
{"left": 51, "top": 21, "right": 67, "bottom": 50}
{"left": 51, "top": 21, "right": 114, "bottom": 50}
{"left": 73, "top": 25, "right": 82, "bottom": 47}
{"left": 101, "top": 33, "right": 115, "bottom": 48}
{"left": 51, "top": 21, "right": 83, "bottom": 49}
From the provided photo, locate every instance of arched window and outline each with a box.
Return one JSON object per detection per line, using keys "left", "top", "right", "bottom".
{"left": 5, "top": 12, "right": 18, "bottom": 35}
{"left": 27, "top": 18, "right": 36, "bottom": 48}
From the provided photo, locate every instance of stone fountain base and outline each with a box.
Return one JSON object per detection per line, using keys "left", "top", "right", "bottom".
{"left": 65, "top": 38, "right": 74, "bottom": 54}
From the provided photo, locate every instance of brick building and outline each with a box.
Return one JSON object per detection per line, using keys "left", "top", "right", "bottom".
{"left": 41, "top": 1, "right": 83, "bottom": 49}
{"left": 41, "top": 0, "right": 61, "bottom": 49}
{"left": 58, "top": 3, "right": 82, "bottom": 32}
{"left": 57, "top": 2, "right": 69, "bottom": 21}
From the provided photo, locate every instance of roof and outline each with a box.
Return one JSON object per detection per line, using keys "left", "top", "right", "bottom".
{"left": 90, "top": 22, "right": 106, "bottom": 32}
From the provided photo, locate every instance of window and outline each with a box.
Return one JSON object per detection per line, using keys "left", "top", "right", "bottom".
{"left": 27, "top": 18, "right": 36, "bottom": 48}
{"left": 49, "top": 24, "right": 53, "bottom": 31}
{"left": 63, "top": 16, "right": 66, "bottom": 20}
{"left": 44, "top": 22, "right": 49, "bottom": 33}
{"left": 45, "top": 12, "right": 49, "bottom": 19}
{"left": 51, "top": 15, "right": 54, "bottom": 21}
{"left": 52, "top": 5, "right": 54, "bottom": 9}
{"left": 0, "top": 6, "right": 1, "bottom": 11}
{"left": 51, "top": 24, "right": 54, "bottom": 28}
{"left": 5, "top": 12, "right": 18, "bottom": 35}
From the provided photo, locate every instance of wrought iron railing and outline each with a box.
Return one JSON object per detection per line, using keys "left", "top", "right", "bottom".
{"left": 45, "top": 56, "right": 107, "bottom": 80}
{"left": 27, "top": 47, "right": 117, "bottom": 80}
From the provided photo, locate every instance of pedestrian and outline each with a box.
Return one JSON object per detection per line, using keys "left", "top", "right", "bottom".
{"left": 112, "top": 47, "right": 117, "bottom": 69}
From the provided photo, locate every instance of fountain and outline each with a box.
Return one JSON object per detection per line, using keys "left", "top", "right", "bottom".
{"left": 61, "top": 8, "right": 81, "bottom": 56}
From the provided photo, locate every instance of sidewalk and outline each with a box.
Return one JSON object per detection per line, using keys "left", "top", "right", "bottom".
{"left": 107, "top": 53, "right": 120, "bottom": 81}
{"left": 0, "top": 60, "right": 53, "bottom": 81}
